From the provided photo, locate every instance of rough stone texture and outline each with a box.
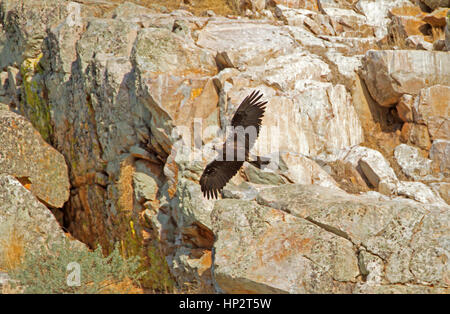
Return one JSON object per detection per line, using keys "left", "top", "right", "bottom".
{"left": 133, "top": 171, "right": 158, "bottom": 203}
{"left": 223, "top": 181, "right": 273, "bottom": 200}
{"left": 350, "top": 74, "right": 395, "bottom": 140}
{"left": 243, "top": 162, "right": 288, "bottom": 186}
{"left": 323, "top": 146, "right": 402, "bottom": 196}
{"left": 315, "top": 144, "right": 447, "bottom": 204}
{"left": 405, "top": 36, "right": 433, "bottom": 50}
{"left": 420, "top": 0, "right": 450, "bottom": 10}
{"left": 360, "top": 50, "right": 450, "bottom": 107}
{"left": 396, "top": 94, "right": 414, "bottom": 122}
{"left": 358, "top": 150, "right": 399, "bottom": 190}
{"left": 212, "top": 199, "right": 358, "bottom": 293}
{"left": 196, "top": 18, "right": 296, "bottom": 69}
{"left": 423, "top": 7, "right": 449, "bottom": 27}
{"left": 413, "top": 85, "right": 450, "bottom": 141}
{"left": 237, "top": 151, "right": 340, "bottom": 189}
{"left": 254, "top": 184, "right": 449, "bottom": 291}
{"left": 1, "top": 0, "right": 449, "bottom": 294}
{"left": 433, "top": 39, "right": 447, "bottom": 50}
{"left": 354, "top": 283, "right": 448, "bottom": 294}
{"left": 272, "top": 0, "right": 319, "bottom": 10}
{"left": 430, "top": 182, "right": 450, "bottom": 204}
{"left": 394, "top": 144, "right": 433, "bottom": 180}
{"left": 173, "top": 178, "right": 215, "bottom": 231}
{"left": 400, "top": 122, "right": 432, "bottom": 150}
{"left": 388, "top": 6, "right": 427, "bottom": 43}
{"left": 0, "top": 174, "right": 83, "bottom": 257}
{"left": 446, "top": 9, "right": 450, "bottom": 50}
{"left": 0, "top": 272, "right": 10, "bottom": 291}
{"left": 276, "top": 152, "right": 339, "bottom": 189}
{"left": 275, "top": 4, "right": 375, "bottom": 38}
{"left": 396, "top": 181, "right": 446, "bottom": 205}
{"left": 429, "top": 139, "right": 450, "bottom": 172}
{"left": 0, "top": 0, "right": 74, "bottom": 68}
{"left": 355, "top": 0, "right": 417, "bottom": 38}
{"left": 171, "top": 246, "right": 215, "bottom": 293}
{"left": 247, "top": 82, "right": 364, "bottom": 157}
{"left": 0, "top": 110, "right": 70, "bottom": 207}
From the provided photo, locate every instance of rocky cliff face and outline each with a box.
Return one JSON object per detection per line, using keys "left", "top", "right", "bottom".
{"left": 0, "top": 0, "right": 448, "bottom": 293}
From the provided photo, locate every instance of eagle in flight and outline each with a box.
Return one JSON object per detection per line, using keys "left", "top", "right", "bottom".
{"left": 200, "top": 90, "right": 268, "bottom": 199}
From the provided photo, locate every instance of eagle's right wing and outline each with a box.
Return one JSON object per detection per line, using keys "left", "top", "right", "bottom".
{"left": 230, "top": 90, "right": 267, "bottom": 134}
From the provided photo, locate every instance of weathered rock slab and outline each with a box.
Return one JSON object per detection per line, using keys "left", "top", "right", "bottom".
{"left": 212, "top": 199, "right": 358, "bottom": 293}
{"left": 0, "top": 174, "right": 75, "bottom": 256}
{"left": 255, "top": 184, "right": 449, "bottom": 290}
{"left": 360, "top": 50, "right": 450, "bottom": 107}
{"left": 413, "top": 85, "right": 450, "bottom": 141}
{"left": 0, "top": 110, "right": 70, "bottom": 207}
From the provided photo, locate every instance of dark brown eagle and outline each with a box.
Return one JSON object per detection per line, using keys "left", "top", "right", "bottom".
{"left": 200, "top": 90, "right": 268, "bottom": 199}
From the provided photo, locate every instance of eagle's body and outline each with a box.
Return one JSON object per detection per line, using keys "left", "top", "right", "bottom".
{"left": 200, "top": 90, "right": 267, "bottom": 199}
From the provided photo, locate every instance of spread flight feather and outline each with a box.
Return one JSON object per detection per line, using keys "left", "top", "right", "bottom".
{"left": 200, "top": 90, "right": 267, "bottom": 199}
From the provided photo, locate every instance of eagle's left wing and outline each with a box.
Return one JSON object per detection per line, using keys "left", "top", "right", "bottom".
{"left": 199, "top": 159, "right": 244, "bottom": 199}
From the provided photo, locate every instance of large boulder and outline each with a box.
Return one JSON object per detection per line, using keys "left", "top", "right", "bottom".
{"left": 135, "top": 26, "right": 218, "bottom": 148}
{"left": 196, "top": 18, "right": 296, "bottom": 69}
{"left": 0, "top": 0, "right": 72, "bottom": 68}
{"left": 430, "top": 182, "right": 450, "bottom": 204}
{"left": 413, "top": 85, "right": 450, "bottom": 141}
{"left": 240, "top": 82, "right": 364, "bottom": 158}
{"left": 360, "top": 50, "right": 450, "bottom": 107}
{"left": 355, "top": 0, "right": 419, "bottom": 38}
{"left": 396, "top": 181, "right": 447, "bottom": 205}
{"left": 394, "top": 144, "right": 434, "bottom": 181}
{"left": 0, "top": 109, "right": 70, "bottom": 207}
{"left": 212, "top": 184, "right": 450, "bottom": 293}
{"left": 315, "top": 145, "right": 445, "bottom": 204}
{"left": 388, "top": 6, "right": 427, "bottom": 43}
{"left": 429, "top": 139, "right": 450, "bottom": 173}
{"left": 319, "top": 145, "right": 399, "bottom": 190}
{"left": 400, "top": 122, "right": 432, "bottom": 150}
{"left": 358, "top": 149, "right": 399, "bottom": 190}
{"left": 0, "top": 174, "right": 80, "bottom": 257}
{"left": 212, "top": 199, "right": 358, "bottom": 293}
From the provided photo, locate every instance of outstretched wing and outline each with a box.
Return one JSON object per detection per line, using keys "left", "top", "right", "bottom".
{"left": 200, "top": 90, "right": 267, "bottom": 199}
{"left": 200, "top": 159, "right": 244, "bottom": 199}
{"left": 231, "top": 90, "right": 267, "bottom": 134}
